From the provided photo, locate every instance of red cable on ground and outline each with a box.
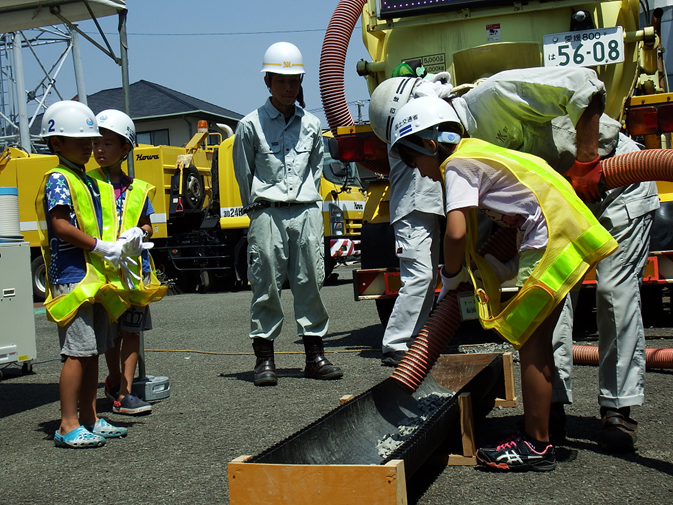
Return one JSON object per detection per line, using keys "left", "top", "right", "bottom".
{"left": 573, "top": 345, "right": 673, "bottom": 369}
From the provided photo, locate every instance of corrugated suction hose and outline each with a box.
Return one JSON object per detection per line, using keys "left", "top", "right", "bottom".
{"left": 319, "top": 0, "right": 390, "bottom": 174}
{"left": 573, "top": 345, "right": 673, "bottom": 369}
{"left": 391, "top": 282, "right": 473, "bottom": 393}
{"left": 601, "top": 149, "right": 673, "bottom": 190}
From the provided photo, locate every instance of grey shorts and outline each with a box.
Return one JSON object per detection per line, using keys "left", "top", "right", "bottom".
{"left": 54, "top": 283, "right": 115, "bottom": 359}
{"left": 116, "top": 304, "right": 153, "bottom": 332}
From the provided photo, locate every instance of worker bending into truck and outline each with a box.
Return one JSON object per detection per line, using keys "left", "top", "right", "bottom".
{"left": 89, "top": 109, "right": 163, "bottom": 416}
{"left": 35, "top": 100, "right": 130, "bottom": 447}
{"left": 370, "top": 66, "right": 655, "bottom": 451}
{"left": 233, "top": 42, "right": 342, "bottom": 386}
{"left": 387, "top": 95, "right": 617, "bottom": 471}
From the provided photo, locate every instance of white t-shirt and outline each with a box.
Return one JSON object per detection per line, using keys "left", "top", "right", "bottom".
{"left": 444, "top": 157, "right": 548, "bottom": 251}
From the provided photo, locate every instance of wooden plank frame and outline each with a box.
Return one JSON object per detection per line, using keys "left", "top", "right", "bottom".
{"left": 494, "top": 352, "right": 518, "bottom": 408}
{"left": 228, "top": 457, "right": 408, "bottom": 505}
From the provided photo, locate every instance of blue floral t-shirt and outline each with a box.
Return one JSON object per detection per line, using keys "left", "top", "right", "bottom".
{"left": 44, "top": 170, "right": 104, "bottom": 285}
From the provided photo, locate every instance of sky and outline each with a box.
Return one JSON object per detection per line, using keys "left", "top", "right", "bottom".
{"left": 16, "top": 0, "right": 373, "bottom": 130}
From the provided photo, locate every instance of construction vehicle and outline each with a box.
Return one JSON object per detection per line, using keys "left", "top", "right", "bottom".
{"left": 0, "top": 126, "right": 365, "bottom": 299}
{"left": 319, "top": 0, "right": 673, "bottom": 325}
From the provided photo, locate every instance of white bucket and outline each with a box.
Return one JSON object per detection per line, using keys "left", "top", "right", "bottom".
{"left": 0, "top": 187, "right": 23, "bottom": 242}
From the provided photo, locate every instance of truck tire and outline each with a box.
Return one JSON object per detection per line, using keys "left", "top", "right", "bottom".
{"left": 31, "top": 256, "right": 46, "bottom": 302}
{"left": 183, "top": 165, "right": 205, "bottom": 209}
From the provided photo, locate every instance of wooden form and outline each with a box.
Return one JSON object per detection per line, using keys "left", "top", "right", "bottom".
{"left": 228, "top": 457, "right": 408, "bottom": 505}
{"left": 228, "top": 352, "right": 518, "bottom": 504}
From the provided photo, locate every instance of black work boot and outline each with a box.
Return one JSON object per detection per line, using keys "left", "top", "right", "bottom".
{"left": 252, "top": 338, "right": 277, "bottom": 387}
{"left": 598, "top": 406, "right": 638, "bottom": 452}
{"left": 302, "top": 336, "right": 343, "bottom": 380}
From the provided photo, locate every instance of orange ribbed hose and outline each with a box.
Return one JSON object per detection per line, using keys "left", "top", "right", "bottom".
{"left": 573, "top": 345, "right": 673, "bottom": 369}
{"left": 319, "top": 0, "right": 389, "bottom": 174}
{"left": 601, "top": 149, "right": 673, "bottom": 189}
{"left": 391, "top": 282, "right": 472, "bottom": 393}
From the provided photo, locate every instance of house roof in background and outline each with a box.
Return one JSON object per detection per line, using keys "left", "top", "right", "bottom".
{"left": 86, "top": 80, "right": 244, "bottom": 122}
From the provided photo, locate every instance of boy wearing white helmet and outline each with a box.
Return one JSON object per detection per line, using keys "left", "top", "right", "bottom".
{"left": 35, "top": 100, "right": 131, "bottom": 448}
{"left": 90, "top": 109, "right": 163, "bottom": 416}
{"left": 389, "top": 95, "right": 617, "bottom": 471}
{"left": 233, "top": 42, "right": 342, "bottom": 386}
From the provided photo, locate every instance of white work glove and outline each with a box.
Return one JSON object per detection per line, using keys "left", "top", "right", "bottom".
{"left": 484, "top": 253, "right": 519, "bottom": 283}
{"left": 414, "top": 72, "right": 454, "bottom": 99}
{"left": 118, "top": 227, "right": 154, "bottom": 257}
{"left": 91, "top": 239, "right": 123, "bottom": 268}
{"left": 120, "top": 256, "right": 142, "bottom": 290}
{"left": 438, "top": 266, "right": 470, "bottom": 302}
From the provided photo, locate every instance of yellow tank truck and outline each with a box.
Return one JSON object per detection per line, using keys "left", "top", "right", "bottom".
{"left": 319, "top": 0, "right": 673, "bottom": 325}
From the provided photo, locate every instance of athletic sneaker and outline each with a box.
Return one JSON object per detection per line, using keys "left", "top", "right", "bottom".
{"left": 112, "top": 394, "right": 152, "bottom": 415}
{"left": 476, "top": 434, "right": 556, "bottom": 472}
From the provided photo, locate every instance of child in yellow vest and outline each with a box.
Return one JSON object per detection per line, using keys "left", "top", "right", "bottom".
{"left": 89, "top": 109, "right": 160, "bottom": 415}
{"left": 388, "top": 96, "right": 617, "bottom": 471}
{"left": 36, "top": 101, "right": 130, "bottom": 448}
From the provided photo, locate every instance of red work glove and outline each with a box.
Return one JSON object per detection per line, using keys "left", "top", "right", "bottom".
{"left": 564, "top": 155, "right": 604, "bottom": 203}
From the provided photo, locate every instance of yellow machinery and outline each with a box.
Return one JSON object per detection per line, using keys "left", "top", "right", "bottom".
{"left": 320, "top": 0, "right": 673, "bottom": 323}
{"left": 0, "top": 130, "right": 365, "bottom": 298}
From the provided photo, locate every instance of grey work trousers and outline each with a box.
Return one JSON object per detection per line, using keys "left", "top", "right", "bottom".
{"left": 382, "top": 211, "right": 441, "bottom": 354}
{"left": 246, "top": 204, "right": 328, "bottom": 341}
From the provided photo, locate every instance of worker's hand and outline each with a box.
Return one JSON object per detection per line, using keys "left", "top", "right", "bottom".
{"left": 438, "top": 266, "right": 469, "bottom": 302}
{"left": 564, "top": 156, "right": 604, "bottom": 203}
{"left": 91, "top": 239, "right": 123, "bottom": 268}
{"left": 484, "top": 253, "right": 519, "bottom": 283}
{"left": 119, "top": 227, "right": 153, "bottom": 256}
{"left": 120, "top": 256, "right": 141, "bottom": 290}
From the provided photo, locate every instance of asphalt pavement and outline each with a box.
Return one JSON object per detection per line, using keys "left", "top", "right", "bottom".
{"left": 1, "top": 264, "right": 672, "bottom": 504}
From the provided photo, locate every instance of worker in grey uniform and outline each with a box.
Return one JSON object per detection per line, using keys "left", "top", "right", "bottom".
{"left": 233, "top": 41, "right": 343, "bottom": 387}
{"left": 379, "top": 157, "right": 444, "bottom": 366}
{"left": 370, "top": 66, "right": 656, "bottom": 451}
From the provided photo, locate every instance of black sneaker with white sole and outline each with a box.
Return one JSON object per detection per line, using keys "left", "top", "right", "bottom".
{"left": 477, "top": 434, "right": 556, "bottom": 472}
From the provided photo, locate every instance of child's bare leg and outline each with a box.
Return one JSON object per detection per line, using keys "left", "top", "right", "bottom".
{"left": 59, "top": 356, "right": 85, "bottom": 434}
{"left": 519, "top": 304, "right": 563, "bottom": 442}
{"left": 104, "top": 336, "right": 122, "bottom": 390}
{"left": 78, "top": 356, "right": 99, "bottom": 426}
{"left": 119, "top": 330, "right": 140, "bottom": 399}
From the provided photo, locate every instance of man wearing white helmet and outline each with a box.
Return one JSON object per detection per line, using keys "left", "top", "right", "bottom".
{"left": 370, "top": 66, "right": 655, "bottom": 452}
{"left": 369, "top": 77, "right": 445, "bottom": 367}
{"left": 35, "top": 100, "right": 130, "bottom": 447}
{"left": 233, "top": 42, "right": 342, "bottom": 386}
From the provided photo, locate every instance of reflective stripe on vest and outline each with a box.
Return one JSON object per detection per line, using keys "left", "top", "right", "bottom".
{"left": 36, "top": 166, "right": 129, "bottom": 325}
{"left": 89, "top": 169, "right": 167, "bottom": 306}
{"left": 449, "top": 138, "right": 618, "bottom": 348}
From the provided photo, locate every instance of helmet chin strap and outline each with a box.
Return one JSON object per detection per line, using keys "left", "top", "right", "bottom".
{"left": 56, "top": 154, "right": 86, "bottom": 172}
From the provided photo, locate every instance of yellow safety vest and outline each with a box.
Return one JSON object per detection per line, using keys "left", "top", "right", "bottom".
{"left": 35, "top": 165, "right": 130, "bottom": 326}
{"left": 89, "top": 169, "right": 167, "bottom": 306}
{"left": 446, "top": 139, "right": 618, "bottom": 349}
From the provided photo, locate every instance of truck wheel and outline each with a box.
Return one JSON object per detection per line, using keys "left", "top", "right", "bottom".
{"left": 376, "top": 298, "right": 396, "bottom": 329}
{"left": 31, "top": 256, "right": 46, "bottom": 302}
{"left": 183, "top": 165, "right": 205, "bottom": 209}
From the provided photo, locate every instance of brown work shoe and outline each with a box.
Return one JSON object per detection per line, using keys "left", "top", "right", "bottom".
{"left": 598, "top": 407, "right": 638, "bottom": 452}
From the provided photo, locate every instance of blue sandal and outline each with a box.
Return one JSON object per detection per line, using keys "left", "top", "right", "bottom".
{"left": 85, "top": 418, "right": 128, "bottom": 438}
{"left": 54, "top": 425, "right": 106, "bottom": 448}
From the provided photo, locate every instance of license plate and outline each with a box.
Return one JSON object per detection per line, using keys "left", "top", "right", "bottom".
{"left": 543, "top": 26, "right": 624, "bottom": 68}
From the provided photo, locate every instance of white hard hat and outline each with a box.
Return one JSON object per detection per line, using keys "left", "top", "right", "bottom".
{"left": 369, "top": 77, "right": 422, "bottom": 144}
{"left": 389, "top": 96, "right": 463, "bottom": 158}
{"left": 261, "top": 42, "right": 305, "bottom": 75}
{"left": 40, "top": 100, "right": 100, "bottom": 138}
{"left": 96, "top": 109, "right": 136, "bottom": 146}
